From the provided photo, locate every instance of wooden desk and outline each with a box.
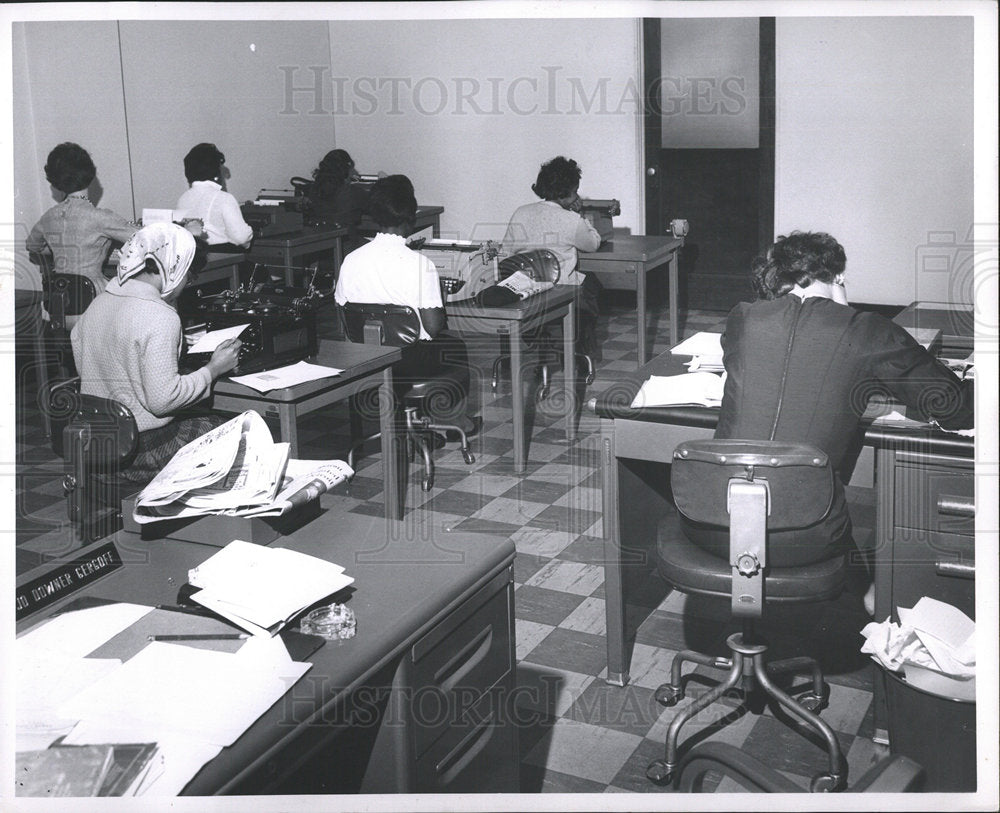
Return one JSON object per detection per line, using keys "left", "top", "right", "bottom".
{"left": 211, "top": 340, "right": 406, "bottom": 520}
{"left": 246, "top": 225, "right": 347, "bottom": 286}
{"left": 15, "top": 511, "right": 518, "bottom": 795}
{"left": 359, "top": 205, "right": 444, "bottom": 239}
{"left": 579, "top": 234, "right": 685, "bottom": 364}
{"left": 447, "top": 286, "right": 578, "bottom": 473}
{"left": 592, "top": 303, "right": 975, "bottom": 687}
{"left": 195, "top": 251, "right": 245, "bottom": 290}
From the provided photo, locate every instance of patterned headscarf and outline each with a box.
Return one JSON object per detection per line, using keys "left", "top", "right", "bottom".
{"left": 118, "top": 222, "right": 196, "bottom": 299}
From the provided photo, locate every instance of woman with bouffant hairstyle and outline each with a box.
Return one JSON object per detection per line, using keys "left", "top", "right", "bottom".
{"left": 712, "top": 231, "right": 973, "bottom": 594}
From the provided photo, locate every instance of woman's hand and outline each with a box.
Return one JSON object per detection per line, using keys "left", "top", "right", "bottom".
{"left": 206, "top": 338, "right": 242, "bottom": 379}
{"left": 832, "top": 278, "right": 849, "bottom": 306}
{"left": 180, "top": 218, "right": 205, "bottom": 238}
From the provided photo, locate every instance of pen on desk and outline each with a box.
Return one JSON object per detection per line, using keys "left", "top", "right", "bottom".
{"left": 156, "top": 603, "right": 215, "bottom": 616}
{"left": 148, "top": 633, "right": 249, "bottom": 641}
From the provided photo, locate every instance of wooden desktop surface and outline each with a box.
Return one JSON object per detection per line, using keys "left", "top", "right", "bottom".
{"left": 16, "top": 511, "right": 517, "bottom": 795}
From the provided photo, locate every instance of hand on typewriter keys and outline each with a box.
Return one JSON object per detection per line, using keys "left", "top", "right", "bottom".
{"left": 207, "top": 338, "right": 242, "bottom": 379}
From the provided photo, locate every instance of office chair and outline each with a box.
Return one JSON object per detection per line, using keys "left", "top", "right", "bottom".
{"left": 489, "top": 249, "right": 594, "bottom": 399}
{"left": 32, "top": 252, "right": 98, "bottom": 380}
{"left": 340, "top": 303, "right": 475, "bottom": 492}
{"left": 675, "top": 742, "right": 925, "bottom": 793}
{"left": 45, "top": 377, "right": 140, "bottom": 544}
{"left": 647, "top": 439, "right": 849, "bottom": 792}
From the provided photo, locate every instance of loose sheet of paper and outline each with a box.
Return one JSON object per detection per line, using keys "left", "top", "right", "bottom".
{"left": 670, "top": 331, "right": 723, "bottom": 357}
{"left": 229, "top": 361, "right": 344, "bottom": 392}
{"left": 186, "top": 323, "right": 249, "bottom": 353}
{"left": 630, "top": 372, "right": 725, "bottom": 408}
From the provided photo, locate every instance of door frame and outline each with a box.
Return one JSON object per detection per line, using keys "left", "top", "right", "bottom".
{"left": 641, "top": 17, "right": 775, "bottom": 242}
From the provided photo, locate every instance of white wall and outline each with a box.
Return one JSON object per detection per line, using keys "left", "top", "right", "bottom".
{"left": 775, "top": 16, "right": 974, "bottom": 305}
{"left": 326, "top": 18, "right": 643, "bottom": 241}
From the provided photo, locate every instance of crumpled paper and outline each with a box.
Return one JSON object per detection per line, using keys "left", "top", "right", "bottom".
{"left": 860, "top": 596, "right": 975, "bottom": 701}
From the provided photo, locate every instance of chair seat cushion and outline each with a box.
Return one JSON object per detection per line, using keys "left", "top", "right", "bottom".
{"left": 401, "top": 365, "right": 470, "bottom": 405}
{"left": 656, "top": 512, "right": 845, "bottom": 603}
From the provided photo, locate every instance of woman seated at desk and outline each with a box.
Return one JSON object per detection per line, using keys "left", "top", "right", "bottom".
{"left": 503, "top": 156, "right": 603, "bottom": 358}
{"left": 176, "top": 143, "right": 254, "bottom": 250}
{"left": 71, "top": 223, "right": 242, "bottom": 485}
{"left": 308, "top": 148, "right": 372, "bottom": 255}
{"left": 711, "top": 231, "right": 973, "bottom": 603}
{"left": 26, "top": 142, "right": 137, "bottom": 315}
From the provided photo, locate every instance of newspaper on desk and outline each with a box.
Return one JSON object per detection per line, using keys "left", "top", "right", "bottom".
{"left": 496, "top": 270, "right": 554, "bottom": 300}
{"left": 133, "top": 410, "right": 353, "bottom": 523}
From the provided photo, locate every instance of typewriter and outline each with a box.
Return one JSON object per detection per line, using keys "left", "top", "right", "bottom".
{"left": 240, "top": 190, "right": 306, "bottom": 238}
{"left": 579, "top": 198, "right": 621, "bottom": 242}
{"left": 413, "top": 239, "right": 503, "bottom": 303}
{"left": 182, "top": 269, "right": 330, "bottom": 374}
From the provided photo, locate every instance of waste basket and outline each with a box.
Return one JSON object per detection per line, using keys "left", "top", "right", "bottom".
{"left": 884, "top": 669, "right": 976, "bottom": 792}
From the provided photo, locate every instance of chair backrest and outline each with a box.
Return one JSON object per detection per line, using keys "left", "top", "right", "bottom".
{"left": 671, "top": 439, "right": 834, "bottom": 531}
{"left": 497, "top": 249, "right": 561, "bottom": 284}
{"left": 670, "top": 439, "right": 836, "bottom": 617}
{"left": 33, "top": 252, "right": 98, "bottom": 330}
{"left": 45, "top": 378, "right": 140, "bottom": 542}
{"left": 341, "top": 302, "right": 422, "bottom": 348}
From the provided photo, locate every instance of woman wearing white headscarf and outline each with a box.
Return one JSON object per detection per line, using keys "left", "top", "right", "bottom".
{"left": 71, "top": 222, "right": 242, "bottom": 484}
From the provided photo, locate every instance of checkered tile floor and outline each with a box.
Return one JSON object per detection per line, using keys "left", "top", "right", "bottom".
{"left": 14, "top": 296, "right": 883, "bottom": 793}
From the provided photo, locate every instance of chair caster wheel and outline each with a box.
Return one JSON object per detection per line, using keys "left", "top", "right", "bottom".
{"left": 462, "top": 449, "right": 475, "bottom": 465}
{"left": 421, "top": 476, "right": 433, "bottom": 492}
{"left": 645, "top": 760, "right": 674, "bottom": 785}
{"left": 796, "top": 687, "right": 829, "bottom": 713}
{"left": 654, "top": 684, "right": 683, "bottom": 706}
{"left": 537, "top": 385, "right": 550, "bottom": 401}
{"left": 491, "top": 378, "right": 499, "bottom": 393}
{"left": 809, "top": 773, "right": 845, "bottom": 793}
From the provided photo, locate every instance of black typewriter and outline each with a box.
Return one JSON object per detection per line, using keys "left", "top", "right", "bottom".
{"left": 181, "top": 283, "right": 323, "bottom": 375}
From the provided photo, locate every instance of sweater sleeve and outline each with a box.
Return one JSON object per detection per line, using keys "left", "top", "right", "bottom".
{"left": 95, "top": 208, "right": 138, "bottom": 244}
{"left": 572, "top": 215, "right": 602, "bottom": 252}
{"left": 135, "top": 311, "right": 213, "bottom": 417}
{"left": 866, "top": 316, "right": 974, "bottom": 430}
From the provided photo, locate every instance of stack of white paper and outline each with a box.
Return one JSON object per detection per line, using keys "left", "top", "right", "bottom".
{"left": 671, "top": 331, "right": 724, "bottom": 372}
{"left": 630, "top": 371, "right": 725, "bottom": 409}
{"left": 187, "top": 540, "right": 354, "bottom": 636}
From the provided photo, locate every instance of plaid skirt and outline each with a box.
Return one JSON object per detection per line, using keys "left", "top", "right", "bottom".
{"left": 122, "top": 412, "right": 229, "bottom": 487}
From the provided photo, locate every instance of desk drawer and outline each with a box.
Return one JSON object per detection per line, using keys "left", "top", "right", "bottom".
{"left": 892, "top": 458, "right": 974, "bottom": 538}
{"left": 888, "top": 532, "right": 975, "bottom": 619}
{"left": 410, "top": 568, "right": 513, "bottom": 757}
{"left": 414, "top": 684, "right": 518, "bottom": 793}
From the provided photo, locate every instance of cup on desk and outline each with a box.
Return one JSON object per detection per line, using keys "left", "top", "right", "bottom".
{"left": 669, "top": 219, "right": 689, "bottom": 239}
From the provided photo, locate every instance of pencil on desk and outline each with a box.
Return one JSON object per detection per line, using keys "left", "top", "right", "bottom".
{"left": 147, "top": 633, "right": 249, "bottom": 641}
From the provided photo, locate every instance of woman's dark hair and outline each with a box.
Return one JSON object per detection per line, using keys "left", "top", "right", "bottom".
{"left": 184, "top": 143, "right": 226, "bottom": 183}
{"left": 750, "top": 231, "right": 847, "bottom": 300}
{"left": 531, "top": 156, "right": 582, "bottom": 201}
{"left": 367, "top": 175, "right": 417, "bottom": 228}
{"left": 311, "top": 149, "right": 354, "bottom": 199}
{"left": 44, "top": 142, "right": 96, "bottom": 194}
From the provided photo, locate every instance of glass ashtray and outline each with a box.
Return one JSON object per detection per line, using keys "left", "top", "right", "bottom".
{"left": 300, "top": 604, "right": 357, "bottom": 640}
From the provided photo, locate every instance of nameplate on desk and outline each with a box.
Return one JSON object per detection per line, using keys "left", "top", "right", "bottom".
{"left": 15, "top": 541, "right": 122, "bottom": 621}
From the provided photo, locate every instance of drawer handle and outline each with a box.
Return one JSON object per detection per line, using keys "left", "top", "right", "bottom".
{"left": 435, "top": 712, "right": 496, "bottom": 782}
{"left": 935, "top": 561, "right": 975, "bottom": 580}
{"left": 937, "top": 494, "right": 975, "bottom": 517}
{"left": 434, "top": 626, "right": 493, "bottom": 693}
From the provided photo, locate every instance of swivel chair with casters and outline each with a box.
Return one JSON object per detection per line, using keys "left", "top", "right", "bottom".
{"left": 675, "top": 742, "right": 925, "bottom": 793}
{"left": 646, "top": 439, "right": 849, "bottom": 793}
{"left": 341, "top": 302, "right": 475, "bottom": 492}
{"left": 488, "top": 249, "right": 594, "bottom": 399}
{"left": 44, "top": 377, "right": 140, "bottom": 544}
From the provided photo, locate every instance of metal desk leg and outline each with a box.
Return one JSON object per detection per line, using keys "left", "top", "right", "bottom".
{"left": 636, "top": 264, "right": 647, "bottom": 365}
{"left": 601, "top": 424, "right": 628, "bottom": 686}
{"left": 562, "top": 306, "right": 577, "bottom": 442}
{"left": 380, "top": 368, "right": 406, "bottom": 521}
{"left": 278, "top": 404, "right": 299, "bottom": 457}
{"left": 668, "top": 249, "right": 679, "bottom": 349}
{"left": 283, "top": 247, "right": 295, "bottom": 287}
{"left": 509, "top": 322, "right": 527, "bottom": 474}
{"left": 229, "top": 260, "right": 241, "bottom": 291}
